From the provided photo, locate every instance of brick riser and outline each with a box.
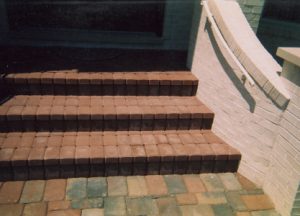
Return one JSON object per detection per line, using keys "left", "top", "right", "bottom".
{"left": 2, "top": 72, "right": 198, "bottom": 96}
{"left": 0, "top": 158, "right": 240, "bottom": 181}
{"left": 0, "top": 118, "right": 213, "bottom": 132}
{"left": 0, "top": 131, "right": 241, "bottom": 181}
{"left": 5, "top": 84, "right": 197, "bottom": 96}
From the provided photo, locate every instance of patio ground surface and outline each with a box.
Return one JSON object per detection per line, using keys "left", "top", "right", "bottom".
{"left": 0, "top": 173, "right": 280, "bottom": 216}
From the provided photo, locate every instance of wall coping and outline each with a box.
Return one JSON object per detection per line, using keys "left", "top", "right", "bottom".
{"left": 277, "top": 47, "right": 300, "bottom": 68}
{"left": 207, "top": 0, "right": 291, "bottom": 108}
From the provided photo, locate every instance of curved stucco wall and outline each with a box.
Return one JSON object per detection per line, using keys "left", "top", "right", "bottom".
{"left": 188, "top": 0, "right": 300, "bottom": 215}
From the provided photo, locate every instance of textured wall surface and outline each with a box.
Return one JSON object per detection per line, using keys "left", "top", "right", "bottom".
{"left": 188, "top": 2, "right": 300, "bottom": 215}
{"left": 237, "top": 0, "right": 265, "bottom": 32}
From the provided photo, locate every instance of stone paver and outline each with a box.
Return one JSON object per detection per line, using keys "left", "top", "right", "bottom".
{"left": 66, "top": 178, "right": 87, "bottom": 200}
{"left": 44, "top": 179, "right": 66, "bottom": 201}
{"left": 156, "top": 197, "right": 182, "bottom": 216}
{"left": 212, "top": 204, "right": 235, "bottom": 216}
{"left": 126, "top": 197, "right": 159, "bottom": 215}
{"left": 0, "top": 173, "right": 280, "bottom": 216}
{"left": 226, "top": 191, "right": 247, "bottom": 211}
{"left": 71, "top": 197, "right": 103, "bottom": 209}
{"left": 176, "top": 193, "right": 198, "bottom": 205}
{"left": 251, "top": 210, "right": 281, "bottom": 216}
{"left": 180, "top": 204, "right": 215, "bottom": 216}
{"left": 48, "top": 200, "right": 71, "bottom": 211}
{"left": 104, "top": 196, "right": 126, "bottom": 216}
{"left": 164, "top": 175, "right": 187, "bottom": 194}
{"left": 87, "top": 177, "right": 107, "bottom": 198}
{"left": 107, "top": 176, "right": 127, "bottom": 196}
{"left": 237, "top": 212, "right": 251, "bottom": 216}
{"left": 219, "top": 173, "right": 243, "bottom": 191}
{"left": 195, "top": 192, "right": 227, "bottom": 204}
{"left": 47, "top": 209, "right": 81, "bottom": 216}
{"left": 0, "top": 204, "right": 24, "bottom": 216}
{"left": 0, "top": 181, "right": 24, "bottom": 203}
{"left": 183, "top": 175, "right": 206, "bottom": 193}
{"left": 200, "top": 174, "right": 225, "bottom": 192}
{"left": 23, "top": 202, "right": 47, "bottom": 216}
{"left": 127, "top": 176, "right": 148, "bottom": 197}
{"left": 145, "top": 175, "right": 168, "bottom": 196}
{"left": 20, "top": 180, "right": 45, "bottom": 203}
{"left": 82, "top": 208, "right": 104, "bottom": 216}
{"left": 241, "top": 194, "right": 274, "bottom": 211}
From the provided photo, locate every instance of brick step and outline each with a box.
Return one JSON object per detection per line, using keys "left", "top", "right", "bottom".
{"left": 0, "top": 130, "right": 241, "bottom": 181}
{"left": 0, "top": 95, "right": 214, "bottom": 132}
{"left": 2, "top": 71, "right": 198, "bottom": 96}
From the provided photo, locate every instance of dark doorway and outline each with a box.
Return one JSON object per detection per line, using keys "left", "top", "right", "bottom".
{"left": 6, "top": 0, "right": 165, "bottom": 36}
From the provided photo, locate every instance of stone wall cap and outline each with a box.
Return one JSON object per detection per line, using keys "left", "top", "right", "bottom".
{"left": 277, "top": 47, "right": 300, "bottom": 68}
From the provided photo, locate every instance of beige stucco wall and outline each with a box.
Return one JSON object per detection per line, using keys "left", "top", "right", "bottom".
{"left": 188, "top": 1, "right": 300, "bottom": 215}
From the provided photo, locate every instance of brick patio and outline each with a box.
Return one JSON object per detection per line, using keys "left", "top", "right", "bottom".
{"left": 0, "top": 173, "right": 279, "bottom": 216}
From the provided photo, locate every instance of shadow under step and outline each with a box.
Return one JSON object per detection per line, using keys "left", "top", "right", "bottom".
{"left": 0, "top": 95, "right": 214, "bottom": 132}
{"left": 2, "top": 71, "right": 198, "bottom": 96}
{"left": 0, "top": 130, "right": 241, "bottom": 181}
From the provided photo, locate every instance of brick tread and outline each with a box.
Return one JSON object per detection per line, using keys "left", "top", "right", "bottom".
{"left": 0, "top": 130, "right": 241, "bottom": 180}
{"left": 3, "top": 71, "right": 198, "bottom": 96}
{"left": 0, "top": 95, "right": 214, "bottom": 132}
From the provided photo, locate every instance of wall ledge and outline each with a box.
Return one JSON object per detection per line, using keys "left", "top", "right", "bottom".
{"left": 207, "top": 0, "right": 290, "bottom": 108}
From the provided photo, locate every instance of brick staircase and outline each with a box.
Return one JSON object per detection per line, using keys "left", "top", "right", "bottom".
{"left": 0, "top": 71, "right": 241, "bottom": 181}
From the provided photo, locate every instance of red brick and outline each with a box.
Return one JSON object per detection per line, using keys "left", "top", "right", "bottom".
{"left": 142, "top": 134, "right": 157, "bottom": 145}
{"left": 90, "top": 146, "right": 104, "bottom": 164}
{"left": 104, "top": 145, "right": 118, "bottom": 163}
{"left": 12, "top": 147, "right": 31, "bottom": 166}
{"left": 129, "top": 133, "right": 143, "bottom": 145}
{"left": 36, "top": 106, "right": 51, "bottom": 120}
{"left": 0, "top": 148, "right": 15, "bottom": 165}
{"left": 44, "top": 147, "right": 60, "bottom": 165}
{"left": 62, "top": 135, "right": 76, "bottom": 146}
{"left": 76, "top": 134, "right": 90, "bottom": 146}
{"left": 48, "top": 135, "right": 63, "bottom": 147}
{"left": 103, "top": 134, "right": 117, "bottom": 146}
{"left": 0, "top": 181, "right": 24, "bottom": 203}
{"left": 44, "top": 179, "right": 66, "bottom": 201}
{"left": 75, "top": 146, "right": 90, "bottom": 164}
{"left": 7, "top": 106, "right": 23, "bottom": 120}
{"left": 28, "top": 147, "right": 45, "bottom": 166}
{"left": 60, "top": 146, "right": 75, "bottom": 165}
{"left": 2, "top": 136, "right": 21, "bottom": 148}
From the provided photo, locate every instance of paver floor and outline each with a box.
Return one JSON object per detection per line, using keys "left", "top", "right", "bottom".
{"left": 0, "top": 173, "right": 280, "bottom": 216}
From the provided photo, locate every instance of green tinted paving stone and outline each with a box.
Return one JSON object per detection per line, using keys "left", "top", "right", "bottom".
{"left": 219, "top": 173, "right": 242, "bottom": 191}
{"left": 196, "top": 192, "right": 227, "bottom": 204}
{"left": 212, "top": 204, "right": 234, "bottom": 216}
{"left": 156, "top": 197, "right": 182, "bottom": 216}
{"left": 251, "top": 210, "right": 281, "bottom": 216}
{"left": 66, "top": 178, "right": 87, "bottom": 200}
{"left": 104, "top": 197, "right": 126, "bottom": 216}
{"left": 180, "top": 204, "right": 215, "bottom": 216}
{"left": 200, "top": 174, "right": 224, "bottom": 192}
{"left": 164, "top": 175, "right": 187, "bottom": 194}
{"left": 107, "top": 177, "right": 127, "bottom": 196}
{"left": 126, "top": 197, "right": 159, "bottom": 216}
{"left": 71, "top": 198, "right": 103, "bottom": 209}
{"left": 226, "top": 191, "right": 247, "bottom": 211}
{"left": 87, "top": 177, "right": 107, "bottom": 198}
{"left": 20, "top": 180, "right": 45, "bottom": 203}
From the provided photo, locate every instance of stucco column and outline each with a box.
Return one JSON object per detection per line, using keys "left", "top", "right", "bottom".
{"left": 0, "top": 0, "right": 9, "bottom": 41}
